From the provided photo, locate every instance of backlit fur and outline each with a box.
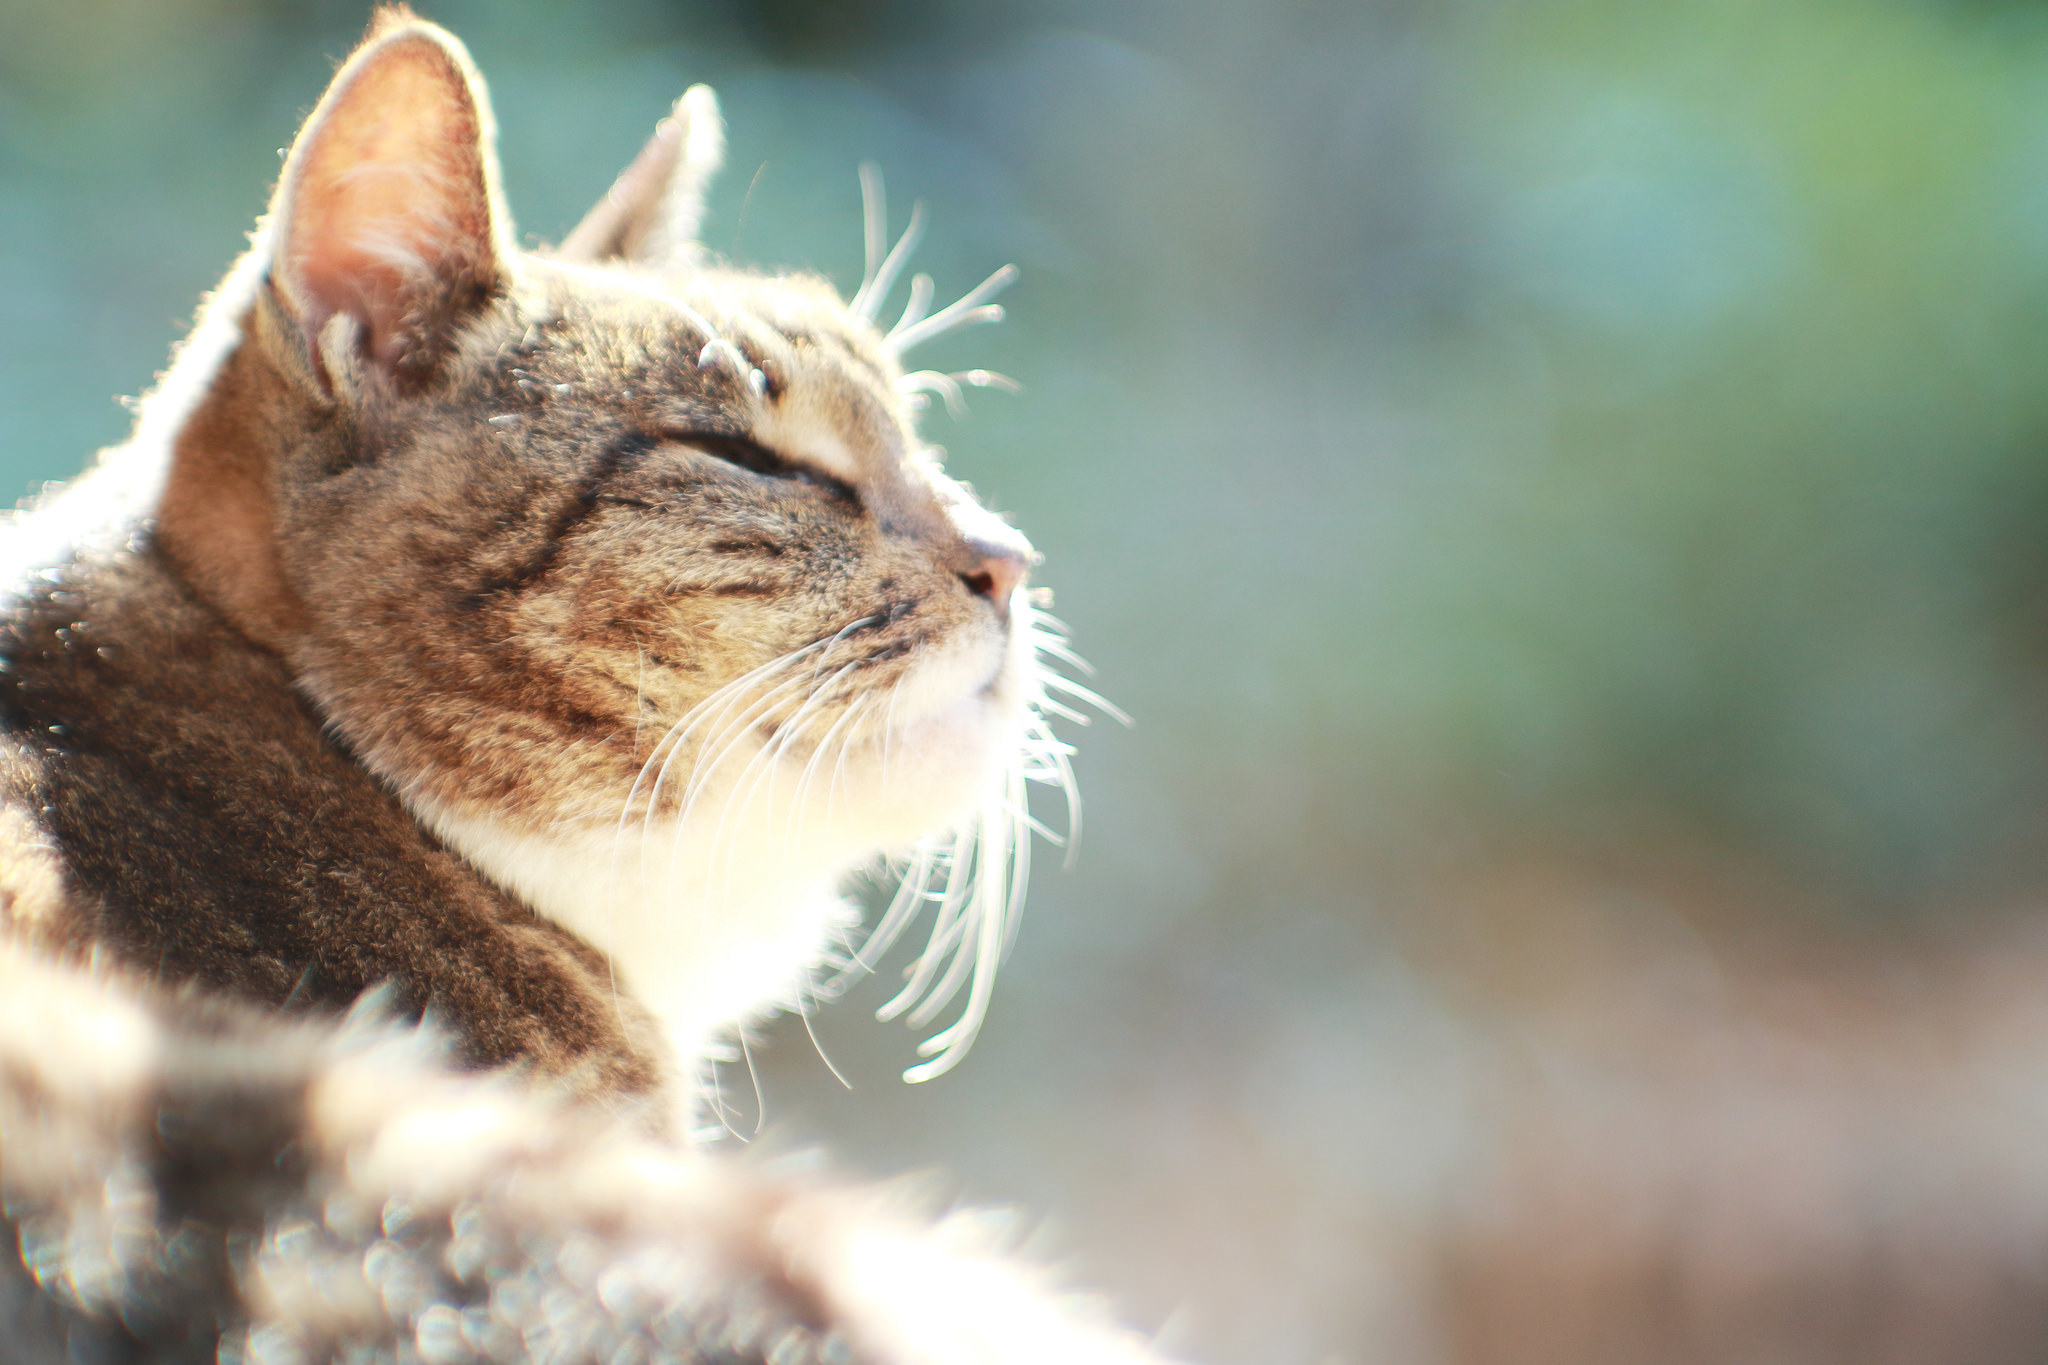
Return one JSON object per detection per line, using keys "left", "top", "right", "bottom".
{"left": 0, "top": 10, "right": 1089, "bottom": 1118}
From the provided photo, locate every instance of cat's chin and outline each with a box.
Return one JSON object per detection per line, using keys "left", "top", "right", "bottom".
{"left": 827, "top": 619, "right": 1035, "bottom": 848}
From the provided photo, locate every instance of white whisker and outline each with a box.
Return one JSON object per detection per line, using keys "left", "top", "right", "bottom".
{"left": 896, "top": 369, "right": 1020, "bottom": 420}
{"left": 887, "top": 264, "right": 1017, "bottom": 354}
{"left": 877, "top": 830, "right": 973, "bottom": 1023}
{"left": 1038, "top": 671, "right": 1133, "bottom": 727}
{"left": 799, "top": 987, "right": 855, "bottom": 1091}
{"left": 1030, "top": 631, "right": 1096, "bottom": 676}
{"left": 856, "top": 162, "right": 888, "bottom": 316}
{"left": 823, "top": 594, "right": 1124, "bottom": 1079}
{"left": 895, "top": 271, "right": 934, "bottom": 336}
{"left": 1034, "top": 695, "right": 1092, "bottom": 726}
{"left": 738, "top": 1030, "right": 766, "bottom": 1138}
{"left": 853, "top": 202, "right": 926, "bottom": 325}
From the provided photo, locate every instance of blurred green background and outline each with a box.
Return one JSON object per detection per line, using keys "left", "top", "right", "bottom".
{"left": 16, "top": 0, "right": 2048, "bottom": 1360}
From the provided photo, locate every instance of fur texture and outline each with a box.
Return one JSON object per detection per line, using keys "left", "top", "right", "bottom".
{"left": 0, "top": 945, "right": 1168, "bottom": 1364}
{"left": 0, "top": 11, "right": 1173, "bottom": 1363}
{"left": 0, "top": 8, "right": 1061, "bottom": 1121}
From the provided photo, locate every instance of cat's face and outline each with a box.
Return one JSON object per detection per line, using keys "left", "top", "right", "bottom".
{"left": 281, "top": 263, "right": 1038, "bottom": 855}
{"left": 155, "top": 18, "right": 1049, "bottom": 891}
{"left": 153, "top": 15, "right": 1080, "bottom": 1071}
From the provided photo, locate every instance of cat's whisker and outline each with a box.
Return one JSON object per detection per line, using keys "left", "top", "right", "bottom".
{"left": 703, "top": 1048, "right": 751, "bottom": 1145}
{"left": 905, "top": 792, "right": 1016, "bottom": 1079}
{"left": 690, "top": 624, "right": 882, "bottom": 895}
{"left": 818, "top": 914, "right": 863, "bottom": 985}
{"left": 886, "top": 264, "right": 1017, "bottom": 354}
{"left": 1028, "top": 713, "right": 1085, "bottom": 870}
{"left": 707, "top": 661, "right": 859, "bottom": 887}
{"left": 1014, "top": 808, "right": 1063, "bottom": 846}
{"left": 876, "top": 829, "right": 973, "bottom": 1023}
{"left": 627, "top": 648, "right": 828, "bottom": 961}
{"left": 820, "top": 590, "right": 1125, "bottom": 1076}
{"left": 784, "top": 683, "right": 861, "bottom": 800}
{"left": 895, "top": 369, "right": 1018, "bottom": 421}
{"left": 877, "top": 670, "right": 910, "bottom": 794}
{"left": 625, "top": 636, "right": 828, "bottom": 830}
{"left": 852, "top": 206, "right": 926, "bottom": 327}
{"left": 1029, "top": 630, "right": 1097, "bottom": 678}
{"left": 902, "top": 877, "right": 984, "bottom": 1030}
{"left": 855, "top": 162, "right": 888, "bottom": 318}
{"left": 1002, "top": 767, "right": 1034, "bottom": 961}
{"left": 825, "top": 696, "right": 876, "bottom": 817}
{"left": 606, "top": 643, "right": 827, "bottom": 998}
{"left": 1033, "top": 695, "right": 1092, "bottom": 726}
{"left": 898, "top": 370, "right": 968, "bottom": 419}
{"left": 797, "top": 981, "right": 855, "bottom": 1091}
{"left": 690, "top": 708, "right": 793, "bottom": 893}
{"left": 670, "top": 636, "right": 852, "bottom": 825}
{"left": 826, "top": 841, "right": 935, "bottom": 994}
{"left": 785, "top": 688, "right": 872, "bottom": 845}
{"left": 631, "top": 646, "right": 648, "bottom": 755}
{"left": 893, "top": 272, "right": 934, "bottom": 337}
{"left": 851, "top": 164, "right": 933, "bottom": 327}
{"left": 666, "top": 673, "right": 816, "bottom": 887}
{"left": 696, "top": 338, "right": 750, "bottom": 378}
{"left": 611, "top": 705, "right": 730, "bottom": 957}
{"left": 629, "top": 665, "right": 808, "bottom": 890}
{"left": 964, "top": 368, "right": 1020, "bottom": 393}
{"left": 1036, "top": 671, "right": 1132, "bottom": 727}
{"left": 902, "top": 780, "right": 1021, "bottom": 1038}
{"left": 738, "top": 1029, "right": 767, "bottom": 1138}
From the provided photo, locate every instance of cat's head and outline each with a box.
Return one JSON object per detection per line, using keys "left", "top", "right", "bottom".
{"left": 153, "top": 11, "right": 1084, "bottom": 1073}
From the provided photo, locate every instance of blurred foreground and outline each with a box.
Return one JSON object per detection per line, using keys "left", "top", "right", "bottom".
{"left": 12, "top": 0, "right": 2048, "bottom": 1359}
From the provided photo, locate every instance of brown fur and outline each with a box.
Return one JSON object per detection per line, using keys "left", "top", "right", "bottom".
{"left": 0, "top": 11, "right": 1035, "bottom": 1113}
{"left": 0, "top": 539, "right": 660, "bottom": 1103}
{"left": 0, "top": 16, "right": 1180, "bottom": 1362}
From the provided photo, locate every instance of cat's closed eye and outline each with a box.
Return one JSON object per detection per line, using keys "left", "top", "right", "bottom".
{"left": 667, "top": 430, "right": 855, "bottom": 500}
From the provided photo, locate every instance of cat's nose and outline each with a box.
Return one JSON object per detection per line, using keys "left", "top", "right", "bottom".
{"left": 951, "top": 515, "right": 1036, "bottom": 614}
{"left": 959, "top": 542, "right": 1031, "bottom": 609}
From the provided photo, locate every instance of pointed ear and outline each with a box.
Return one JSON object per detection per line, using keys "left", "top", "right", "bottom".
{"left": 269, "top": 13, "right": 510, "bottom": 392}
{"left": 557, "top": 85, "right": 725, "bottom": 269}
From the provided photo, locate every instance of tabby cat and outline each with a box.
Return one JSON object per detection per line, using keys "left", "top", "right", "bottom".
{"left": 0, "top": 8, "right": 1080, "bottom": 1122}
{"left": 0, "top": 11, "right": 1156, "bottom": 1361}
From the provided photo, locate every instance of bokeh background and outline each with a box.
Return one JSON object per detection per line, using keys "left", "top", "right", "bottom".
{"left": 14, "top": 0, "right": 2048, "bottom": 1359}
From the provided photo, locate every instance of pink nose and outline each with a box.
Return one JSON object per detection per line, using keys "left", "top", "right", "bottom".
{"left": 960, "top": 547, "right": 1028, "bottom": 605}
{"left": 955, "top": 523, "right": 1036, "bottom": 614}
{"left": 944, "top": 492, "right": 1036, "bottom": 615}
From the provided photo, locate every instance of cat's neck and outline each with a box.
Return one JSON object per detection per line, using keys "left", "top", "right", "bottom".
{"left": 418, "top": 801, "right": 857, "bottom": 1109}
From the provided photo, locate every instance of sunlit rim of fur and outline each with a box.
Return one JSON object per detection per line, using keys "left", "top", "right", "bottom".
{"left": 850, "top": 164, "right": 1021, "bottom": 420}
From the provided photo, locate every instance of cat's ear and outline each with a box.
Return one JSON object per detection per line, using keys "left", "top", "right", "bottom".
{"left": 267, "top": 10, "right": 510, "bottom": 392}
{"left": 557, "top": 85, "right": 725, "bottom": 269}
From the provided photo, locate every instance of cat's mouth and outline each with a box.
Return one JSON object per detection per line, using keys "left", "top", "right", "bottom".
{"left": 748, "top": 630, "right": 1018, "bottom": 752}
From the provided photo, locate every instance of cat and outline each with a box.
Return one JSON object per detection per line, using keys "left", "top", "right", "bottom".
{"left": 0, "top": 5, "right": 1084, "bottom": 1126}
{"left": 0, "top": 9, "right": 1162, "bottom": 1361}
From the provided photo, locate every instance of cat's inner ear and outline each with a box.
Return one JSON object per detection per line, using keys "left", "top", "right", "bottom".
{"left": 269, "top": 18, "right": 509, "bottom": 390}
{"left": 557, "top": 85, "right": 725, "bottom": 269}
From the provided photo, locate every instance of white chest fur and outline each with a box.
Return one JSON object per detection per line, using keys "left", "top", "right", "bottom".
{"left": 422, "top": 803, "right": 859, "bottom": 1092}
